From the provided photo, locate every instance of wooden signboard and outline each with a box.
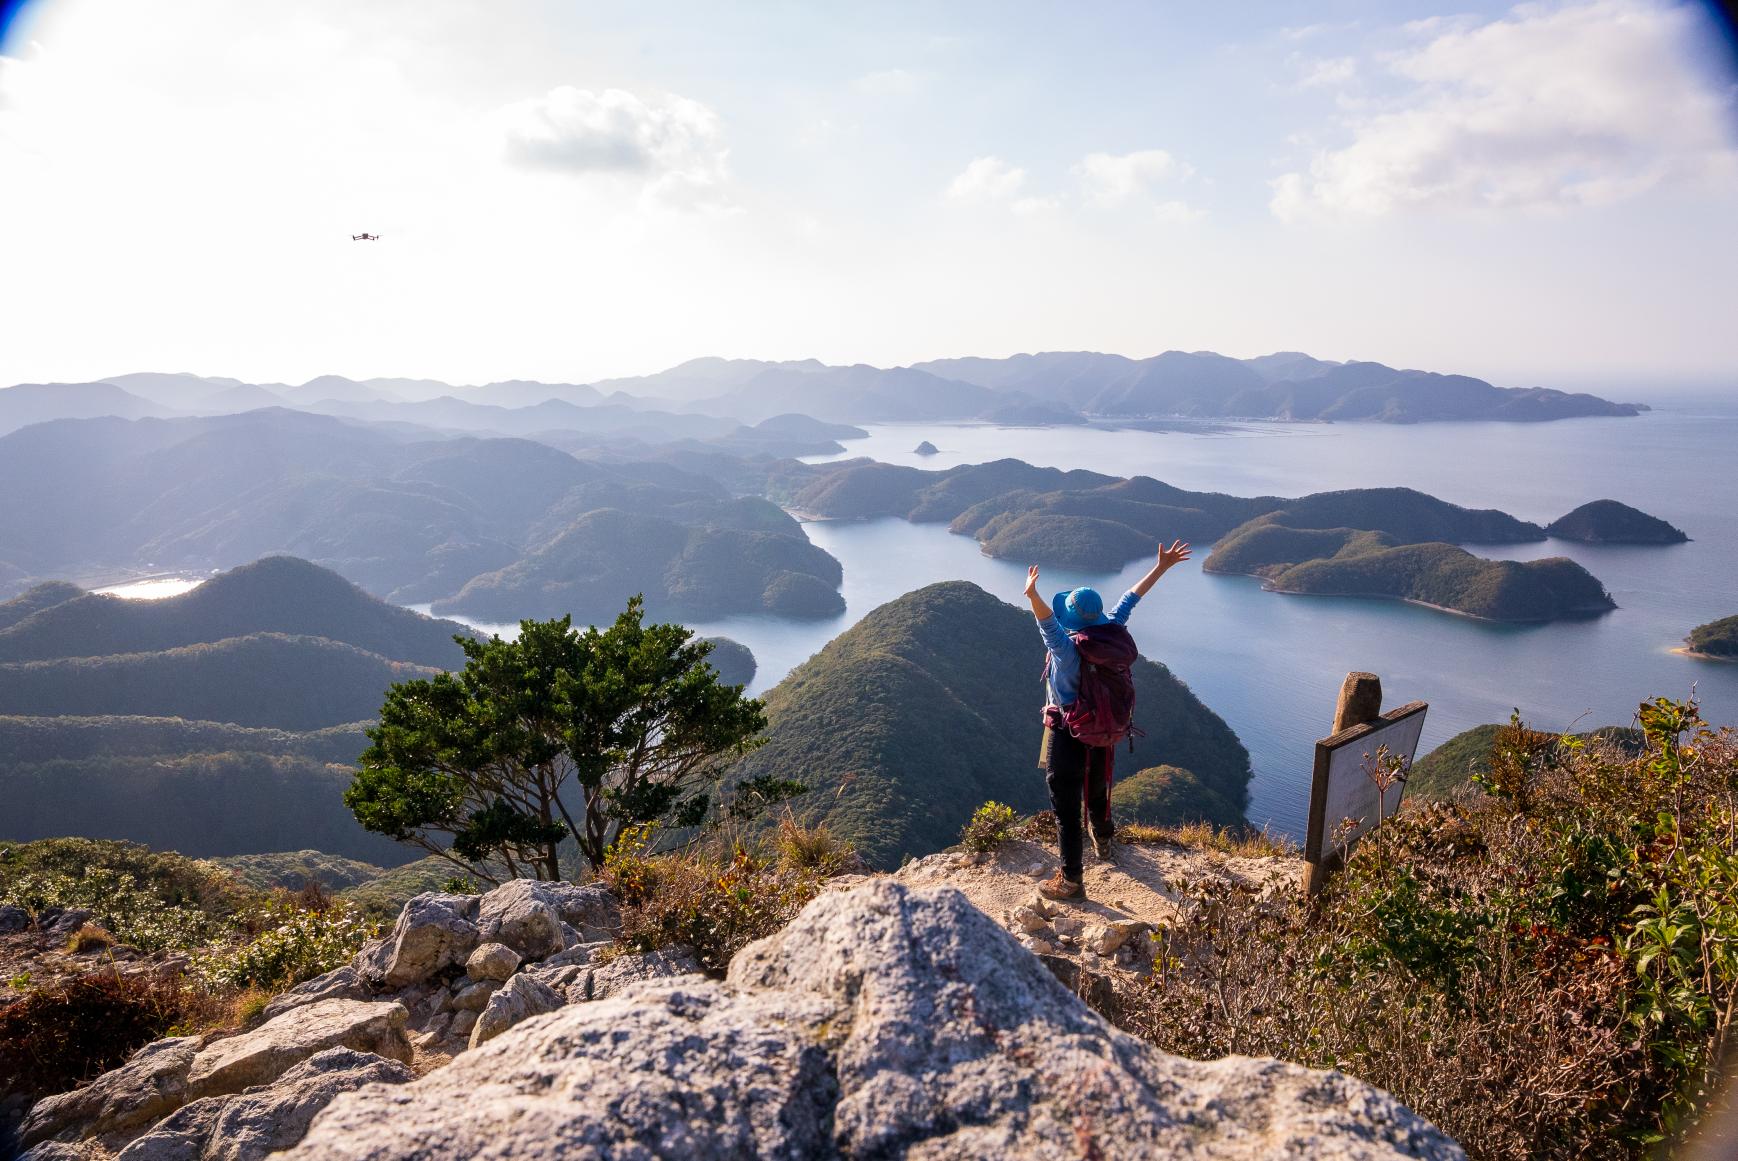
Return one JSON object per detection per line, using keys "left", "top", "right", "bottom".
{"left": 1302, "top": 700, "right": 1428, "bottom": 888}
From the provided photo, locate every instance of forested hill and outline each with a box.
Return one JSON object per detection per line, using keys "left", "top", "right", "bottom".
{"left": 0, "top": 556, "right": 477, "bottom": 667}
{"left": 727, "top": 580, "right": 1251, "bottom": 867}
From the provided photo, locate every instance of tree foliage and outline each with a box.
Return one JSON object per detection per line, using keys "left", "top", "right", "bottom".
{"left": 345, "top": 599, "right": 766, "bottom": 881}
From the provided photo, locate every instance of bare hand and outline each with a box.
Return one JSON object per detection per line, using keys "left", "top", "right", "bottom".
{"left": 1024, "top": 564, "right": 1040, "bottom": 597}
{"left": 1158, "top": 540, "right": 1192, "bottom": 571}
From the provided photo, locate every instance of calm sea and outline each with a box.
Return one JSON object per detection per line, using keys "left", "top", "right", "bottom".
{"left": 681, "top": 409, "right": 1738, "bottom": 837}
{"left": 122, "top": 408, "right": 1738, "bottom": 839}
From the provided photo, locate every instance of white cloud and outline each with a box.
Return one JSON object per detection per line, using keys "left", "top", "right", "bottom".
{"left": 1293, "top": 55, "right": 1357, "bottom": 89}
{"left": 1074, "top": 149, "right": 1198, "bottom": 215}
{"left": 499, "top": 86, "right": 730, "bottom": 208}
{"left": 1272, "top": 0, "right": 1738, "bottom": 220}
{"left": 945, "top": 155, "right": 1027, "bottom": 203}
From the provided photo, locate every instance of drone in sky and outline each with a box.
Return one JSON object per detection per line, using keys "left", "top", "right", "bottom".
{"left": 351, "top": 232, "right": 381, "bottom": 241}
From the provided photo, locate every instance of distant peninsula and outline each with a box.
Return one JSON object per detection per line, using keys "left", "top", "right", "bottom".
{"left": 1547, "top": 499, "right": 1688, "bottom": 544}
{"left": 1683, "top": 616, "right": 1738, "bottom": 661}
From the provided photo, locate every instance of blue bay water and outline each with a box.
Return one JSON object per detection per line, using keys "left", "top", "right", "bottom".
{"left": 684, "top": 409, "right": 1738, "bottom": 838}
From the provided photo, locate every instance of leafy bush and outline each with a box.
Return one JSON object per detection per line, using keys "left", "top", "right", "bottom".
{"left": 0, "top": 973, "right": 221, "bottom": 1099}
{"left": 196, "top": 898, "right": 378, "bottom": 992}
{"left": 959, "top": 802, "right": 1018, "bottom": 853}
{"left": 1111, "top": 697, "right": 1738, "bottom": 1158}
{"left": 0, "top": 839, "right": 251, "bottom": 953}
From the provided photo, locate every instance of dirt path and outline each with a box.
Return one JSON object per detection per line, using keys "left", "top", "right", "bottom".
{"left": 830, "top": 837, "right": 1301, "bottom": 978}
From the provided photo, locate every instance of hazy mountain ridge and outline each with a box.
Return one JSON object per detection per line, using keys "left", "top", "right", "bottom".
{"left": 0, "top": 557, "right": 476, "bottom": 667}
{"left": 0, "top": 558, "right": 483, "bottom": 861}
{"left": 3, "top": 350, "right": 1640, "bottom": 440}
{"left": 0, "top": 412, "right": 844, "bottom": 618}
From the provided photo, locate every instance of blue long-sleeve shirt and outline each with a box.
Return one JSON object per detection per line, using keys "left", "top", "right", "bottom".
{"left": 1038, "top": 589, "right": 1141, "bottom": 706}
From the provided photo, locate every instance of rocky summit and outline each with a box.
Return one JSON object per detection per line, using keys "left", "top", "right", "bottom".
{"left": 16, "top": 878, "right": 1461, "bottom": 1161}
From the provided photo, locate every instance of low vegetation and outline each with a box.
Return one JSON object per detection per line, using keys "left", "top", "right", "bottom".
{"left": 1103, "top": 696, "right": 1738, "bottom": 1158}
{"left": 0, "top": 840, "right": 382, "bottom": 1097}
{"left": 959, "top": 802, "right": 1019, "bottom": 853}
{"left": 601, "top": 821, "right": 848, "bottom": 974}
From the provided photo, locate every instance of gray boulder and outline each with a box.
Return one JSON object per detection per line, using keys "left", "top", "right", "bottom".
{"left": 464, "top": 942, "right": 520, "bottom": 982}
{"left": 185, "top": 999, "right": 411, "bottom": 1101}
{"left": 449, "top": 979, "right": 499, "bottom": 1012}
{"left": 20, "top": 1038, "right": 201, "bottom": 1151}
{"left": 287, "top": 881, "right": 1462, "bottom": 1160}
{"left": 38, "top": 908, "right": 93, "bottom": 939}
{"left": 258, "top": 965, "right": 372, "bottom": 1023}
{"left": 536, "top": 882, "right": 620, "bottom": 943}
{"left": 0, "top": 902, "right": 28, "bottom": 933}
{"left": 475, "top": 880, "right": 563, "bottom": 961}
{"left": 572, "top": 946, "right": 702, "bottom": 1002}
{"left": 468, "top": 973, "right": 565, "bottom": 1049}
{"left": 378, "top": 893, "right": 478, "bottom": 988}
{"left": 115, "top": 1048, "right": 413, "bottom": 1161}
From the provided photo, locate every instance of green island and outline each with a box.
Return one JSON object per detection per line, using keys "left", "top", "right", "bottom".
{"left": 1205, "top": 516, "right": 1615, "bottom": 622}
{"left": 1546, "top": 499, "right": 1688, "bottom": 544}
{"left": 775, "top": 456, "right": 1628, "bottom": 622}
{"left": 1684, "top": 615, "right": 1738, "bottom": 661}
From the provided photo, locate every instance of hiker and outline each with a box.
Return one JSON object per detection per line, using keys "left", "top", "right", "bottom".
{"left": 1023, "top": 540, "right": 1192, "bottom": 900}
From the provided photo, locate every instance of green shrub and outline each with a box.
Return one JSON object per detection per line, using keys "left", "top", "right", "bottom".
{"left": 959, "top": 802, "right": 1018, "bottom": 853}
{"left": 2, "top": 864, "right": 237, "bottom": 953}
{"left": 197, "top": 900, "right": 378, "bottom": 992}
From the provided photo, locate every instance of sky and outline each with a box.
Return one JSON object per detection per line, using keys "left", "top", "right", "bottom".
{"left": 1, "top": 0, "right": 1735, "bottom": 396}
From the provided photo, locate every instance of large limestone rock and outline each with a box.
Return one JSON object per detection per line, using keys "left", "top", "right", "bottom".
{"left": 535, "top": 882, "right": 620, "bottom": 942}
{"left": 185, "top": 999, "right": 411, "bottom": 1101}
{"left": 113, "top": 1049, "right": 413, "bottom": 1161}
{"left": 468, "top": 973, "right": 565, "bottom": 1049}
{"left": 258, "top": 965, "right": 373, "bottom": 1022}
{"left": 378, "top": 894, "right": 479, "bottom": 988}
{"left": 573, "top": 946, "right": 702, "bottom": 1002}
{"left": 475, "top": 880, "right": 563, "bottom": 961}
{"left": 20, "top": 1038, "right": 201, "bottom": 1151}
{"left": 287, "top": 881, "right": 1461, "bottom": 1160}
{"left": 464, "top": 942, "right": 520, "bottom": 982}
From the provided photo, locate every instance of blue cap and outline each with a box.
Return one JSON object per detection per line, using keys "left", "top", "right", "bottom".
{"left": 1052, "top": 587, "right": 1104, "bottom": 632}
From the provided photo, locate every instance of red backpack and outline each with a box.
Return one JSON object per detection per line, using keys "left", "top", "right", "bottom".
{"left": 1044, "top": 622, "right": 1143, "bottom": 749}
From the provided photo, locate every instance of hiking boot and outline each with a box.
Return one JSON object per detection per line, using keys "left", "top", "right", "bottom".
{"left": 1039, "top": 871, "right": 1083, "bottom": 900}
{"left": 1092, "top": 830, "right": 1116, "bottom": 861}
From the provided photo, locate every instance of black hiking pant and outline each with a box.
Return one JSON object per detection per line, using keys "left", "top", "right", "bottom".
{"left": 1044, "top": 724, "right": 1114, "bottom": 881}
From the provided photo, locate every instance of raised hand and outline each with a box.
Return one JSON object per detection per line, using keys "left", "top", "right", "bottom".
{"left": 1024, "top": 564, "right": 1040, "bottom": 597}
{"left": 1158, "top": 539, "right": 1192, "bottom": 571}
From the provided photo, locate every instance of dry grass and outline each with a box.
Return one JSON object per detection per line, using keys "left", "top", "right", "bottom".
{"left": 0, "top": 972, "right": 226, "bottom": 1099}
{"left": 1116, "top": 819, "right": 1297, "bottom": 858}
{"left": 602, "top": 824, "right": 835, "bottom": 974}
{"left": 63, "top": 923, "right": 117, "bottom": 955}
{"left": 773, "top": 814, "right": 860, "bottom": 876}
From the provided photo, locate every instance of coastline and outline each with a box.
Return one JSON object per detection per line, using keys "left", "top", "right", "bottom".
{"left": 1674, "top": 646, "right": 1738, "bottom": 664}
